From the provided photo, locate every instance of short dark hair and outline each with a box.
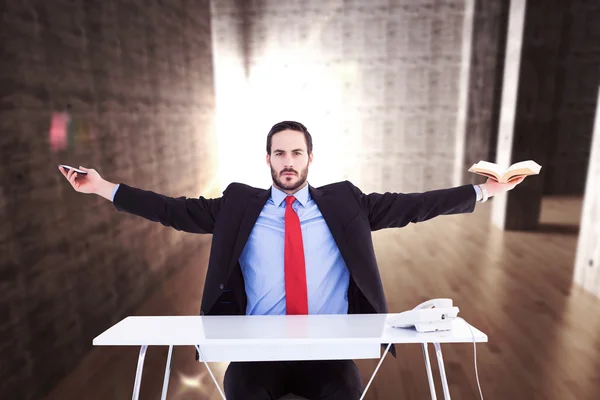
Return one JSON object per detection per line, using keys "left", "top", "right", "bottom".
{"left": 266, "top": 121, "right": 313, "bottom": 155}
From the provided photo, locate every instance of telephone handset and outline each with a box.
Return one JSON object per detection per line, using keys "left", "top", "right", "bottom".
{"left": 414, "top": 298, "right": 454, "bottom": 310}
{"left": 388, "top": 298, "right": 459, "bottom": 332}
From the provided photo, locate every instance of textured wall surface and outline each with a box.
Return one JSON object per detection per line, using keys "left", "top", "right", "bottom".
{"left": 0, "top": 1, "right": 216, "bottom": 399}
{"left": 544, "top": 0, "right": 600, "bottom": 195}
{"left": 493, "top": 0, "right": 569, "bottom": 230}
{"left": 452, "top": 0, "right": 599, "bottom": 194}
{"left": 574, "top": 86, "right": 600, "bottom": 298}
{"left": 209, "top": 0, "right": 599, "bottom": 195}
{"left": 461, "top": 0, "right": 509, "bottom": 185}
{"left": 212, "top": 0, "right": 468, "bottom": 193}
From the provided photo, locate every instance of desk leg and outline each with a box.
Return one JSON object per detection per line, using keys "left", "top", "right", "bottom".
{"left": 433, "top": 343, "right": 451, "bottom": 400}
{"left": 359, "top": 343, "right": 391, "bottom": 400}
{"left": 195, "top": 345, "right": 226, "bottom": 400}
{"left": 422, "top": 343, "right": 437, "bottom": 400}
{"left": 160, "top": 345, "right": 174, "bottom": 400}
{"left": 132, "top": 345, "right": 148, "bottom": 400}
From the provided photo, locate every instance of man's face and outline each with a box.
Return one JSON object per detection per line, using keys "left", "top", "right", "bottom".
{"left": 267, "top": 129, "right": 313, "bottom": 193}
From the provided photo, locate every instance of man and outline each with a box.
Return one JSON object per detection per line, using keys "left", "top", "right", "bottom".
{"left": 59, "top": 121, "right": 525, "bottom": 399}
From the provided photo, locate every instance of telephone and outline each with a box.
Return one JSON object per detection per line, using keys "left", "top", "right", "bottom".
{"left": 388, "top": 298, "right": 459, "bottom": 332}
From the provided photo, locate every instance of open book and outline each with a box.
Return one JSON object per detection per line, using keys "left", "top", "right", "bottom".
{"left": 468, "top": 160, "right": 541, "bottom": 183}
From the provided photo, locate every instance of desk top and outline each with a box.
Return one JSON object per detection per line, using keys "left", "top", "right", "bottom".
{"left": 93, "top": 314, "right": 487, "bottom": 346}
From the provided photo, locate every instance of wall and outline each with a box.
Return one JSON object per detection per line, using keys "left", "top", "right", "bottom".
{"left": 0, "top": 1, "right": 217, "bottom": 399}
{"left": 457, "top": 0, "right": 599, "bottom": 195}
{"left": 210, "top": 0, "right": 254, "bottom": 191}
{"left": 209, "top": 0, "right": 600, "bottom": 195}
{"left": 543, "top": 0, "right": 600, "bottom": 195}
{"left": 211, "top": 0, "right": 468, "bottom": 193}
{"left": 574, "top": 86, "right": 600, "bottom": 298}
{"left": 460, "top": 0, "right": 509, "bottom": 185}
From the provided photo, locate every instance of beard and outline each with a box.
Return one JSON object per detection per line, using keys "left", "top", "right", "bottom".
{"left": 270, "top": 163, "right": 309, "bottom": 192}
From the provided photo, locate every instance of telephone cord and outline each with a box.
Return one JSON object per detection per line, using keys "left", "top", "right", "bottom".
{"left": 457, "top": 317, "right": 484, "bottom": 400}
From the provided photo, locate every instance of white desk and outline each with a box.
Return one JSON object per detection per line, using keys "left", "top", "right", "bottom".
{"left": 93, "top": 314, "right": 487, "bottom": 400}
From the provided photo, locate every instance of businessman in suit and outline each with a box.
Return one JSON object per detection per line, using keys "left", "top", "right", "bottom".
{"left": 59, "top": 120, "right": 525, "bottom": 399}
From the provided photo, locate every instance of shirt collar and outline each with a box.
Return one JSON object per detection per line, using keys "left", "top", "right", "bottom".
{"left": 271, "top": 183, "right": 310, "bottom": 208}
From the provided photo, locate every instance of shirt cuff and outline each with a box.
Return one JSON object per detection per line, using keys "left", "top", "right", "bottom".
{"left": 111, "top": 184, "right": 120, "bottom": 202}
{"left": 472, "top": 184, "right": 483, "bottom": 202}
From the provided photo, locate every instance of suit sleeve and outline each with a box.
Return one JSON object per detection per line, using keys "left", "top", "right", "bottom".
{"left": 112, "top": 183, "right": 226, "bottom": 234}
{"left": 345, "top": 181, "right": 477, "bottom": 231}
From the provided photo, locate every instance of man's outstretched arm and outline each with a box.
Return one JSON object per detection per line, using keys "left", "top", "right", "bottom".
{"left": 59, "top": 165, "right": 222, "bottom": 234}
{"left": 346, "top": 177, "right": 525, "bottom": 231}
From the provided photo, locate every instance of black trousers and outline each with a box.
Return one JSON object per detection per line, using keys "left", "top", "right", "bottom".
{"left": 223, "top": 360, "right": 363, "bottom": 400}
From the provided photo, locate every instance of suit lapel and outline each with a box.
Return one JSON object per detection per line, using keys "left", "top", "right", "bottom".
{"left": 228, "top": 188, "right": 271, "bottom": 274}
{"left": 309, "top": 185, "right": 348, "bottom": 257}
{"left": 310, "top": 185, "right": 369, "bottom": 315}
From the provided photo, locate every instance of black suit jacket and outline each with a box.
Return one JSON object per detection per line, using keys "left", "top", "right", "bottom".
{"left": 113, "top": 180, "right": 477, "bottom": 357}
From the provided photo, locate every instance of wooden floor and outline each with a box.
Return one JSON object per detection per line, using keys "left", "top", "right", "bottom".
{"left": 44, "top": 195, "right": 600, "bottom": 400}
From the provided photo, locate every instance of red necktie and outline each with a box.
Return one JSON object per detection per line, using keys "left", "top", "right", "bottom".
{"left": 284, "top": 196, "right": 308, "bottom": 314}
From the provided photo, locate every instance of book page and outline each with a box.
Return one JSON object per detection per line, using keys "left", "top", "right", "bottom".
{"left": 505, "top": 174, "right": 529, "bottom": 182}
{"left": 501, "top": 169, "right": 537, "bottom": 182}
{"left": 471, "top": 161, "right": 506, "bottom": 177}
{"left": 477, "top": 171, "right": 503, "bottom": 180}
{"left": 506, "top": 160, "right": 542, "bottom": 173}
{"left": 469, "top": 160, "right": 541, "bottom": 182}
{"left": 502, "top": 161, "right": 542, "bottom": 182}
